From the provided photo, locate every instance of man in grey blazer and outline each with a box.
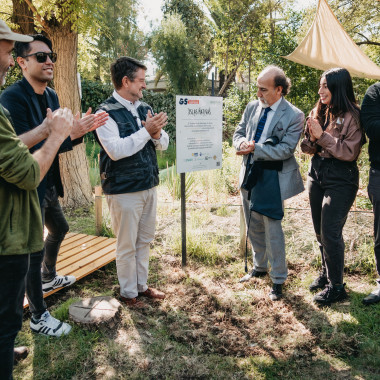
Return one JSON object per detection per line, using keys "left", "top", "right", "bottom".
{"left": 233, "top": 65, "right": 304, "bottom": 301}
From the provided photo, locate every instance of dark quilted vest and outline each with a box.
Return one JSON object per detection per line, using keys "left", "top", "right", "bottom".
{"left": 97, "top": 96, "right": 159, "bottom": 194}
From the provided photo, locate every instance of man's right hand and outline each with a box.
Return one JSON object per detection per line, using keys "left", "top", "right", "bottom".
{"left": 236, "top": 140, "right": 255, "bottom": 155}
{"left": 33, "top": 108, "right": 74, "bottom": 181}
{"left": 48, "top": 107, "right": 74, "bottom": 142}
{"left": 142, "top": 110, "right": 168, "bottom": 138}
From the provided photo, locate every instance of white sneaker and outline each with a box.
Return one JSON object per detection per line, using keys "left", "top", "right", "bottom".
{"left": 42, "top": 274, "right": 76, "bottom": 293}
{"left": 239, "top": 273, "right": 252, "bottom": 283}
{"left": 30, "top": 311, "right": 72, "bottom": 337}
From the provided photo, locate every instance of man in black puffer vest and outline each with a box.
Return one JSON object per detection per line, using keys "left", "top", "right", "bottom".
{"left": 96, "top": 57, "right": 169, "bottom": 307}
{"left": 361, "top": 82, "right": 380, "bottom": 305}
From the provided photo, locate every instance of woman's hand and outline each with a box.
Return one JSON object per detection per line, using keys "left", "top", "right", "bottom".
{"left": 308, "top": 118, "right": 323, "bottom": 141}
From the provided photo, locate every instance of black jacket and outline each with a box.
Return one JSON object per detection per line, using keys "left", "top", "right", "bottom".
{"left": 361, "top": 82, "right": 380, "bottom": 169}
{"left": 0, "top": 77, "right": 80, "bottom": 203}
{"left": 97, "top": 96, "right": 159, "bottom": 194}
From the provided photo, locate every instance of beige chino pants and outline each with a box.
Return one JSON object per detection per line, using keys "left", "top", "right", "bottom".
{"left": 106, "top": 188, "right": 157, "bottom": 298}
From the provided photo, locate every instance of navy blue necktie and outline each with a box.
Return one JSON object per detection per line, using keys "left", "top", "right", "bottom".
{"left": 241, "top": 106, "right": 272, "bottom": 191}
{"left": 253, "top": 107, "right": 271, "bottom": 143}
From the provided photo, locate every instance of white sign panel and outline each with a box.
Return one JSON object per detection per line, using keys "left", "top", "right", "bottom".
{"left": 176, "top": 95, "right": 223, "bottom": 173}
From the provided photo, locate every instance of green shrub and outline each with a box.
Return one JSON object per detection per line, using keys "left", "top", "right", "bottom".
{"left": 80, "top": 80, "right": 177, "bottom": 141}
{"left": 223, "top": 84, "right": 255, "bottom": 141}
{"left": 0, "top": 65, "right": 23, "bottom": 93}
{"left": 85, "top": 137, "right": 101, "bottom": 188}
{"left": 142, "top": 90, "right": 176, "bottom": 141}
{"left": 81, "top": 79, "right": 113, "bottom": 112}
{"left": 357, "top": 143, "right": 370, "bottom": 190}
{"left": 156, "top": 143, "right": 176, "bottom": 169}
{"left": 159, "top": 163, "right": 195, "bottom": 201}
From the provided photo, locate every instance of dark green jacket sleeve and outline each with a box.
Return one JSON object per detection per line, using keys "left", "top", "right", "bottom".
{"left": 0, "top": 106, "right": 40, "bottom": 191}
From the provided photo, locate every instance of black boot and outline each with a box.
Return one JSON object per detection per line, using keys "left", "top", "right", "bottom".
{"left": 269, "top": 283, "right": 283, "bottom": 301}
{"left": 309, "top": 272, "right": 328, "bottom": 292}
{"left": 314, "top": 283, "right": 347, "bottom": 305}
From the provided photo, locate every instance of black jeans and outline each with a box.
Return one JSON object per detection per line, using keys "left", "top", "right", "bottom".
{"left": 41, "top": 186, "right": 69, "bottom": 282}
{"left": 308, "top": 156, "right": 358, "bottom": 285}
{"left": 0, "top": 254, "right": 29, "bottom": 380}
{"left": 368, "top": 167, "right": 380, "bottom": 282}
{"left": 25, "top": 186, "right": 69, "bottom": 319}
{"left": 25, "top": 251, "right": 46, "bottom": 319}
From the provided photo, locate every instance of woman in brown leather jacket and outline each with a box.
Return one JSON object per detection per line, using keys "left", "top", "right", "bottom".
{"left": 301, "top": 67, "right": 365, "bottom": 305}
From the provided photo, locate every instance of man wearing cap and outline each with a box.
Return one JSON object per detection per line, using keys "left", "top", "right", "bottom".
{"left": 0, "top": 20, "right": 74, "bottom": 379}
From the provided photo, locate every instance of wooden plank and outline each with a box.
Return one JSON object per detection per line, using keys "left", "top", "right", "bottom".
{"left": 58, "top": 235, "right": 100, "bottom": 254}
{"left": 71, "top": 250, "right": 116, "bottom": 280}
{"left": 59, "top": 233, "right": 88, "bottom": 248}
{"left": 57, "top": 236, "right": 109, "bottom": 260}
{"left": 56, "top": 238, "right": 115, "bottom": 271}
{"left": 57, "top": 237, "right": 111, "bottom": 264}
{"left": 23, "top": 234, "right": 117, "bottom": 308}
{"left": 62, "top": 232, "right": 76, "bottom": 240}
{"left": 58, "top": 232, "right": 78, "bottom": 247}
{"left": 60, "top": 244, "right": 116, "bottom": 276}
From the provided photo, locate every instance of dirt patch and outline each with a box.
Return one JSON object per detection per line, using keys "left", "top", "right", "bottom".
{"left": 27, "top": 189, "right": 376, "bottom": 379}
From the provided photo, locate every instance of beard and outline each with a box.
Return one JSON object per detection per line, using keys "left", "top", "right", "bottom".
{"left": 259, "top": 98, "right": 269, "bottom": 108}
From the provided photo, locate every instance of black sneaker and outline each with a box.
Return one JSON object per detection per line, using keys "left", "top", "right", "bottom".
{"left": 314, "top": 284, "right": 347, "bottom": 305}
{"left": 269, "top": 283, "right": 283, "bottom": 301}
{"left": 239, "top": 269, "right": 267, "bottom": 283}
{"left": 309, "top": 273, "right": 328, "bottom": 292}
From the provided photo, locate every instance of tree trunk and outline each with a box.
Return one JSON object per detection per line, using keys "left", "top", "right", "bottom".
{"left": 11, "top": 0, "right": 35, "bottom": 34}
{"left": 48, "top": 25, "right": 93, "bottom": 208}
{"left": 69, "top": 296, "right": 121, "bottom": 331}
{"left": 218, "top": 66, "right": 239, "bottom": 97}
{"left": 218, "top": 38, "right": 249, "bottom": 97}
{"left": 12, "top": 0, "right": 94, "bottom": 208}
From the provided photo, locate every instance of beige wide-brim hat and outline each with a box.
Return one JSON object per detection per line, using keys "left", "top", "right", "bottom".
{"left": 0, "top": 20, "right": 33, "bottom": 42}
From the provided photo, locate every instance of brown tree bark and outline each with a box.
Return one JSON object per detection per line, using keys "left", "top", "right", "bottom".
{"left": 47, "top": 23, "right": 93, "bottom": 208}
{"left": 11, "top": 0, "right": 35, "bottom": 34}
{"left": 11, "top": 0, "right": 95, "bottom": 208}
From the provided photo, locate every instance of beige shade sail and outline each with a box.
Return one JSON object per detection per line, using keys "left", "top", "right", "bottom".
{"left": 283, "top": 0, "right": 380, "bottom": 79}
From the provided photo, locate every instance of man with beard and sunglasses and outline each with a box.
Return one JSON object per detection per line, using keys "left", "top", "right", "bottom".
{"left": 0, "top": 34, "right": 108, "bottom": 337}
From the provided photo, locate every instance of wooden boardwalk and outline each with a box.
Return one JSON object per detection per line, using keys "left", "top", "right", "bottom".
{"left": 24, "top": 233, "right": 117, "bottom": 308}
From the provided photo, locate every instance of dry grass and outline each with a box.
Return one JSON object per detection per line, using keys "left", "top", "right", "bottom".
{"left": 14, "top": 188, "right": 380, "bottom": 380}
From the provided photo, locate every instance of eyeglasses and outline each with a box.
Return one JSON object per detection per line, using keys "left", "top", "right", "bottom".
{"left": 21, "top": 52, "right": 57, "bottom": 63}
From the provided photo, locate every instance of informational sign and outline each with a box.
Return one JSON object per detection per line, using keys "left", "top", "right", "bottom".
{"left": 176, "top": 95, "right": 223, "bottom": 173}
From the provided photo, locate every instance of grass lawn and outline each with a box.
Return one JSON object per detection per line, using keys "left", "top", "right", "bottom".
{"left": 13, "top": 184, "right": 380, "bottom": 379}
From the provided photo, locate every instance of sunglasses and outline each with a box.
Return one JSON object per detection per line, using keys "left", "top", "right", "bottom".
{"left": 21, "top": 52, "right": 57, "bottom": 63}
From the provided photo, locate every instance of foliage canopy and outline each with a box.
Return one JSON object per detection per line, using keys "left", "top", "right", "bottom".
{"left": 151, "top": 12, "right": 207, "bottom": 95}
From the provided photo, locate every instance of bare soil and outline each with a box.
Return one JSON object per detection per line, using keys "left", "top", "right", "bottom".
{"left": 23, "top": 190, "right": 379, "bottom": 380}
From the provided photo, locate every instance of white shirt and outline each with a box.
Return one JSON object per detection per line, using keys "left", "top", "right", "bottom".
{"left": 257, "top": 97, "right": 282, "bottom": 144}
{"left": 96, "top": 90, "right": 169, "bottom": 161}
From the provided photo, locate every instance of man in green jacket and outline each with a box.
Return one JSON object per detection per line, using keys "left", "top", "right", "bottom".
{"left": 0, "top": 20, "right": 74, "bottom": 380}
